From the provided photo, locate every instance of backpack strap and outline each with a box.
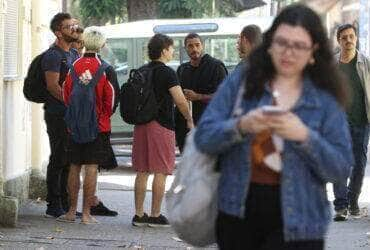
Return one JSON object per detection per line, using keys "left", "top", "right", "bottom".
{"left": 50, "top": 45, "right": 69, "bottom": 66}
{"left": 89, "top": 62, "right": 110, "bottom": 88}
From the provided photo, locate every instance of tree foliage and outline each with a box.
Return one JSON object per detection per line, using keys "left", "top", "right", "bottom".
{"left": 77, "top": 0, "right": 127, "bottom": 26}
{"left": 127, "top": 0, "right": 158, "bottom": 21}
{"left": 74, "top": 0, "right": 238, "bottom": 26}
{"left": 158, "top": 0, "right": 236, "bottom": 19}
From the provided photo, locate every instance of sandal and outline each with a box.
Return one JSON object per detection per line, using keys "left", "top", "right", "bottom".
{"left": 81, "top": 216, "right": 99, "bottom": 225}
{"left": 56, "top": 214, "right": 76, "bottom": 223}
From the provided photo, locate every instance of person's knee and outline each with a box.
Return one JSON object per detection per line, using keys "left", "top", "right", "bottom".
{"left": 84, "top": 165, "right": 98, "bottom": 176}
{"left": 136, "top": 172, "right": 150, "bottom": 180}
{"left": 153, "top": 173, "right": 167, "bottom": 181}
{"left": 70, "top": 164, "right": 82, "bottom": 173}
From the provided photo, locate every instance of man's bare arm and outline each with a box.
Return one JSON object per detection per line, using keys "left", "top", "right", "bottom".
{"left": 45, "top": 71, "right": 63, "bottom": 101}
{"left": 183, "top": 89, "right": 212, "bottom": 102}
{"left": 169, "top": 85, "right": 194, "bottom": 129}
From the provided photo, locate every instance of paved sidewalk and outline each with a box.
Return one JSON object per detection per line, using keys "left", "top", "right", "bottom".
{"left": 0, "top": 168, "right": 369, "bottom": 249}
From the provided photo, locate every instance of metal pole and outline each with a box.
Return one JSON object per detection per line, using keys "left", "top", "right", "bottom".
{"left": 62, "top": 0, "right": 67, "bottom": 12}
{"left": 359, "top": 0, "right": 370, "bottom": 56}
{"left": 0, "top": 0, "right": 5, "bottom": 197}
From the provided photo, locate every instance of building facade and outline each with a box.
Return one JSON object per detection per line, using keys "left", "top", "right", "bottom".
{"left": 0, "top": 0, "right": 62, "bottom": 227}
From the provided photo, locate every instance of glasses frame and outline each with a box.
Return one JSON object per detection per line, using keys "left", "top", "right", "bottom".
{"left": 271, "top": 37, "right": 313, "bottom": 56}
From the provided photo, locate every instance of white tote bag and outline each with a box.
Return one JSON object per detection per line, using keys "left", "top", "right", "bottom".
{"left": 166, "top": 128, "right": 219, "bottom": 246}
{"left": 166, "top": 83, "right": 245, "bottom": 247}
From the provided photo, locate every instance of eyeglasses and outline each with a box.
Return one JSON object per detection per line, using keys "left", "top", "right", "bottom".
{"left": 61, "top": 24, "right": 80, "bottom": 32}
{"left": 271, "top": 37, "right": 313, "bottom": 55}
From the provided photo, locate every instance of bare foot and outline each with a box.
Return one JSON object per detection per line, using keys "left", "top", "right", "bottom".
{"left": 81, "top": 214, "right": 99, "bottom": 224}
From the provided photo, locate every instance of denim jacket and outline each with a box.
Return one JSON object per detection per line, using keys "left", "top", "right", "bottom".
{"left": 194, "top": 68, "right": 354, "bottom": 241}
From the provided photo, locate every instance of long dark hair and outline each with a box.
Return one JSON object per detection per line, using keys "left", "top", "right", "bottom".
{"left": 245, "top": 4, "right": 348, "bottom": 107}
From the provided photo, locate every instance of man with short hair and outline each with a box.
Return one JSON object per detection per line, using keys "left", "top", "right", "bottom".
{"left": 237, "top": 24, "right": 262, "bottom": 62}
{"left": 42, "top": 12, "right": 79, "bottom": 217}
{"left": 69, "top": 19, "right": 119, "bottom": 217}
{"left": 60, "top": 27, "right": 118, "bottom": 224}
{"left": 333, "top": 24, "right": 370, "bottom": 221}
{"left": 175, "top": 33, "right": 227, "bottom": 152}
{"left": 131, "top": 34, "right": 193, "bottom": 228}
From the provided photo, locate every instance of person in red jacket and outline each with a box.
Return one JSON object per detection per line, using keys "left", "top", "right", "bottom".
{"left": 59, "top": 27, "right": 117, "bottom": 224}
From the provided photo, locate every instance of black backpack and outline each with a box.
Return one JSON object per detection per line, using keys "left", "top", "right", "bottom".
{"left": 119, "top": 64, "right": 161, "bottom": 125}
{"left": 23, "top": 47, "right": 66, "bottom": 103}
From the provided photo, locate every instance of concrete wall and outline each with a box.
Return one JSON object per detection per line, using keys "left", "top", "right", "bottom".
{"left": 0, "top": 0, "right": 62, "bottom": 227}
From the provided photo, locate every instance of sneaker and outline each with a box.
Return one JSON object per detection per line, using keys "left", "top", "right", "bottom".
{"left": 333, "top": 208, "right": 348, "bottom": 221}
{"left": 132, "top": 213, "right": 149, "bottom": 227}
{"left": 148, "top": 214, "right": 170, "bottom": 228}
{"left": 91, "top": 202, "right": 118, "bottom": 216}
{"left": 349, "top": 204, "right": 360, "bottom": 216}
{"left": 45, "top": 206, "right": 65, "bottom": 218}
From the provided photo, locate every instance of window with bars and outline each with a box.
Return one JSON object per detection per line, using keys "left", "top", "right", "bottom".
{"left": 4, "top": 0, "right": 19, "bottom": 78}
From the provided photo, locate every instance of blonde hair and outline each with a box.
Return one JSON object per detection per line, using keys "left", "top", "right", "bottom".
{"left": 82, "top": 26, "right": 106, "bottom": 52}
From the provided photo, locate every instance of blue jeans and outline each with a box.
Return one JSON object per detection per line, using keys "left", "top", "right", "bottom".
{"left": 333, "top": 124, "right": 370, "bottom": 210}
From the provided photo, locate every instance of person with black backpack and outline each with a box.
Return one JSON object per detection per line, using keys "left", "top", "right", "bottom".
{"left": 40, "top": 13, "right": 80, "bottom": 218}
{"left": 130, "top": 34, "right": 193, "bottom": 228}
{"left": 58, "top": 27, "right": 118, "bottom": 224}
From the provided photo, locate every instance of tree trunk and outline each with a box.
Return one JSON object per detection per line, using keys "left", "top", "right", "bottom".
{"left": 127, "top": 0, "right": 158, "bottom": 21}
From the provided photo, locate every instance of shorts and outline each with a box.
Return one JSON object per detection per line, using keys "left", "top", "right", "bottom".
{"left": 67, "top": 132, "right": 117, "bottom": 169}
{"left": 132, "top": 120, "right": 175, "bottom": 175}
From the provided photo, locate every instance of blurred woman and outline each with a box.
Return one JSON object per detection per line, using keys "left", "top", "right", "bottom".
{"left": 195, "top": 4, "right": 353, "bottom": 250}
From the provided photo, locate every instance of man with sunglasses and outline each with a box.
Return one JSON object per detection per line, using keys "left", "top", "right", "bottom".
{"left": 333, "top": 24, "right": 370, "bottom": 221}
{"left": 41, "top": 13, "right": 80, "bottom": 218}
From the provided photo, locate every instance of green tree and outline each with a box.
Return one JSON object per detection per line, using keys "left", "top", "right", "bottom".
{"left": 77, "top": 0, "right": 127, "bottom": 26}
{"left": 158, "top": 0, "right": 236, "bottom": 19}
{"left": 127, "top": 0, "right": 158, "bottom": 21}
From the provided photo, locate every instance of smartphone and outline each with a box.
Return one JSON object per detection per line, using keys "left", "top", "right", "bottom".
{"left": 261, "top": 105, "right": 287, "bottom": 115}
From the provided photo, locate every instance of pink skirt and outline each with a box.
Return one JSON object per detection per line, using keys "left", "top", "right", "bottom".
{"left": 132, "top": 120, "right": 175, "bottom": 175}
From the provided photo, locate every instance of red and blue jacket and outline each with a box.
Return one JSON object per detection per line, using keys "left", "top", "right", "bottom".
{"left": 63, "top": 53, "right": 119, "bottom": 133}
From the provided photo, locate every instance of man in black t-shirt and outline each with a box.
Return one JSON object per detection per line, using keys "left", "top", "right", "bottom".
{"left": 41, "top": 13, "right": 80, "bottom": 218}
{"left": 175, "top": 33, "right": 228, "bottom": 152}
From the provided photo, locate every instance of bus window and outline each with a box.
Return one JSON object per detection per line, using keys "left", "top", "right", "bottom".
{"left": 101, "top": 38, "right": 132, "bottom": 85}
{"left": 137, "top": 37, "right": 182, "bottom": 71}
{"left": 179, "top": 36, "right": 239, "bottom": 72}
{"left": 204, "top": 37, "right": 239, "bottom": 72}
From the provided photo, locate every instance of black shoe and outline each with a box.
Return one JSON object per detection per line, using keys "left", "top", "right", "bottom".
{"left": 148, "top": 214, "right": 170, "bottom": 228}
{"left": 333, "top": 208, "right": 348, "bottom": 221}
{"left": 45, "top": 206, "right": 65, "bottom": 218}
{"left": 349, "top": 204, "right": 360, "bottom": 216}
{"left": 132, "top": 213, "right": 149, "bottom": 227}
{"left": 75, "top": 211, "right": 83, "bottom": 218}
{"left": 90, "top": 202, "right": 118, "bottom": 216}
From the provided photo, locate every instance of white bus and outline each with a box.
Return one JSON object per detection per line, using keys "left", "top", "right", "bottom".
{"left": 99, "top": 17, "right": 274, "bottom": 133}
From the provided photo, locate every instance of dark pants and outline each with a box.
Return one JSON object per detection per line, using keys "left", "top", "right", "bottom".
{"left": 333, "top": 124, "right": 370, "bottom": 210}
{"left": 45, "top": 113, "right": 69, "bottom": 210}
{"left": 216, "top": 184, "right": 324, "bottom": 250}
{"left": 174, "top": 109, "right": 189, "bottom": 153}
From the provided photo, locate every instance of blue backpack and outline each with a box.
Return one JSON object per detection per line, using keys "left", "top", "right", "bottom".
{"left": 64, "top": 62, "right": 109, "bottom": 144}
